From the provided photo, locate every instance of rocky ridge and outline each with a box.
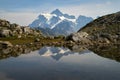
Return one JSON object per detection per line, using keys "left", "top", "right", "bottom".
{"left": 67, "top": 11, "right": 120, "bottom": 46}
{"left": 0, "top": 19, "right": 41, "bottom": 38}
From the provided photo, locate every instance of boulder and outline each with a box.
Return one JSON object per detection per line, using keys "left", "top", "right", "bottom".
{"left": 22, "top": 26, "right": 31, "bottom": 34}
{"left": 17, "top": 29, "right": 23, "bottom": 34}
{"left": 0, "top": 20, "right": 10, "bottom": 27}
{"left": 0, "top": 29, "right": 12, "bottom": 37}
{"left": 67, "top": 32, "right": 89, "bottom": 42}
{"left": 10, "top": 23, "right": 19, "bottom": 29}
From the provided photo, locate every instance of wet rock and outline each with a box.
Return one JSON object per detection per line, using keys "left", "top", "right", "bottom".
{"left": 68, "top": 45, "right": 87, "bottom": 52}
{"left": 0, "top": 41, "right": 13, "bottom": 48}
{"left": 2, "top": 48, "right": 12, "bottom": 54}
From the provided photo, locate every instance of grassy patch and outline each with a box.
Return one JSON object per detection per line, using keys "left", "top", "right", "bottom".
{"left": 0, "top": 37, "right": 65, "bottom": 45}
{"left": 0, "top": 37, "right": 34, "bottom": 45}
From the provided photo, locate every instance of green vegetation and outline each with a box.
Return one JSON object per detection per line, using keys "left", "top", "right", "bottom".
{"left": 0, "top": 37, "right": 65, "bottom": 45}
{"left": 0, "top": 37, "right": 34, "bottom": 45}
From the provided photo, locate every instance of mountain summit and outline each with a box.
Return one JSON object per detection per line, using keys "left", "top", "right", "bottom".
{"left": 51, "top": 9, "right": 63, "bottom": 16}
{"left": 29, "top": 9, "right": 93, "bottom": 36}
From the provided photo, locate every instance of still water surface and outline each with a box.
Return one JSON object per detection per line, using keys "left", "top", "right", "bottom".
{"left": 0, "top": 46, "right": 120, "bottom": 80}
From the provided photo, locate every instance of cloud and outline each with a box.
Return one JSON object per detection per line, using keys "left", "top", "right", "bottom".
{"left": 0, "top": 10, "right": 39, "bottom": 26}
{"left": 60, "top": 1, "right": 119, "bottom": 18}
{"left": 0, "top": 7, "right": 54, "bottom": 26}
{"left": 96, "top": 1, "right": 112, "bottom": 7}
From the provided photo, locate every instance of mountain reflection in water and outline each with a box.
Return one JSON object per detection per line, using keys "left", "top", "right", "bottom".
{"left": 0, "top": 45, "right": 120, "bottom": 62}
{"left": 0, "top": 46, "right": 120, "bottom": 80}
{"left": 38, "top": 46, "right": 90, "bottom": 61}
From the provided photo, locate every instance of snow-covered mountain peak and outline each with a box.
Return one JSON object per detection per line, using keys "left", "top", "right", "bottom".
{"left": 51, "top": 9, "right": 63, "bottom": 16}
{"left": 29, "top": 9, "right": 93, "bottom": 36}
{"left": 38, "top": 47, "right": 72, "bottom": 60}
{"left": 40, "top": 13, "right": 57, "bottom": 21}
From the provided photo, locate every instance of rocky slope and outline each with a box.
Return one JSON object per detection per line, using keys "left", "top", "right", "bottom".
{"left": 68, "top": 11, "right": 120, "bottom": 45}
{"left": 0, "top": 19, "right": 41, "bottom": 38}
{"left": 29, "top": 9, "right": 93, "bottom": 36}
{"left": 0, "top": 19, "right": 43, "bottom": 48}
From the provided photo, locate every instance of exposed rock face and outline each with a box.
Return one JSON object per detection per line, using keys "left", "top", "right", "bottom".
{"left": 66, "top": 32, "right": 92, "bottom": 46}
{"left": 0, "top": 19, "right": 42, "bottom": 38}
{"left": 0, "top": 30, "right": 12, "bottom": 37}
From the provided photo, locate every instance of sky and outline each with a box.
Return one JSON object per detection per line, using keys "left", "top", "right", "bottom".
{"left": 0, "top": 0, "right": 120, "bottom": 26}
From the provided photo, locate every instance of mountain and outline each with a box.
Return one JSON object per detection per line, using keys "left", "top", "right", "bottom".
{"left": 52, "top": 20, "right": 75, "bottom": 35}
{"left": 67, "top": 11, "right": 120, "bottom": 45}
{"left": 29, "top": 9, "right": 93, "bottom": 36}
{"left": 38, "top": 46, "right": 88, "bottom": 61}
{"left": 39, "top": 46, "right": 72, "bottom": 61}
{"left": 51, "top": 9, "right": 63, "bottom": 16}
{"left": 75, "top": 16, "right": 93, "bottom": 31}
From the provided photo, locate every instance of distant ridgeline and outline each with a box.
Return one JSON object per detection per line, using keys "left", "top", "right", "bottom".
{"left": 67, "top": 11, "right": 120, "bottom": 45}
{"left": 29, "top": 9, "right": 93, "bottom": 36}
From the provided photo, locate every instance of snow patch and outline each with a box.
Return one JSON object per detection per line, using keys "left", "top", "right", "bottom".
{"left": 42, "top": 13, "right": 57, "bottom": 21}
